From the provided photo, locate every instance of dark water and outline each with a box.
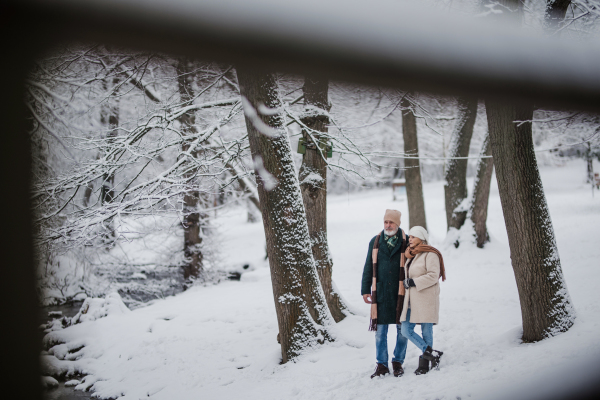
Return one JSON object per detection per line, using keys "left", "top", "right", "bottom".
{"left": 40, "top": 301, "right": 94, "bottom": 400}
{"left": 39, "top": 300, "right": 85, "bottom": 324}
{"left": 44, "top": 382, "right": 96, "bottom": 400}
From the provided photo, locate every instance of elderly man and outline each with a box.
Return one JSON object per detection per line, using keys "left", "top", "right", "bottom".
{"left": 361, "top": 209, "right": 408, "bottom": 378}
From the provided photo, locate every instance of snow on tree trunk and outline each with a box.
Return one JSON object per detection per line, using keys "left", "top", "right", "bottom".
{"left": 544, "top": 0, "right": 572, "bottom": 33}
{"left": 468, "top": 132, "right": 494, "bottom": 248}
{"left": 486, "top": 99, "right": 575, "bottom": 342}
{"left": 444, "top": 97, "right": 477, "bottom": 234}
{"left": 298, "top": 76, "right": 349, "bottom": 323}
{"left": 401, "top": 95, "right": 427, "bottom": 230}
{"left": 236, "top": 67, "right": 334, "bottom": 363}
{"left": 177, "top": 58, "right": 205, "bottom": 279}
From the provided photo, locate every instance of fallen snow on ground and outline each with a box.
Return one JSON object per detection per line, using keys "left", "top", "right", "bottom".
{"left": 41, "top": 159, "right": 600, "bottom": 400}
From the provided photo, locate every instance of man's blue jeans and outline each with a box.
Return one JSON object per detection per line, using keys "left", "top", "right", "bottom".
{"left": 375, "top": 324, "right": 408, "bottom": 366}
{"left": 400, "top": 308, "right": 433, "bottom": 353}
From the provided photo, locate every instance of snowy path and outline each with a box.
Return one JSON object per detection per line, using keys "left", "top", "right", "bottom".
{"left": 42, "top": 160, "right": 600, "bottom": 400}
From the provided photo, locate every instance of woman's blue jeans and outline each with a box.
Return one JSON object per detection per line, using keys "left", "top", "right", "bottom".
{"left": 400, "top": 308, "right": 433, "bottom": 353}
{"left": 375, "top": 324, "right": 408, "bottom": 366}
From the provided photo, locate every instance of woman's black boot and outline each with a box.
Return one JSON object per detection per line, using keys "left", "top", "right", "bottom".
{"left": 423, "top": 346, "right": 443, "bottom": 370}
{"left": 414, "top": 356, "right": 429, "bottom": 375}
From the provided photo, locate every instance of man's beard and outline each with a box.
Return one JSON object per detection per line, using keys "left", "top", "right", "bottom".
{"left": 384, "top": 228, "right": 398, "bottom": 236}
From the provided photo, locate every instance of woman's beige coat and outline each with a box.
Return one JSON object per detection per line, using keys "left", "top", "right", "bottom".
{"left": 399, "top": 252, "right": 441, "bottom": 324}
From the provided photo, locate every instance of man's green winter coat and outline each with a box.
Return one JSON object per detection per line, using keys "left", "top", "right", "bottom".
{"left": 361, "top": 231, "right": 407, "bottom": 325}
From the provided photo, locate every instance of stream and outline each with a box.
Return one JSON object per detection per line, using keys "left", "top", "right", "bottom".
{"left": 39, "top": 289, "right": 185, "bottom": 399}
{"left": 40, "top": 300, "right": 94, "bottom": 400}
{"left": 39, "top": 267, "right": 242, "bottom": 399}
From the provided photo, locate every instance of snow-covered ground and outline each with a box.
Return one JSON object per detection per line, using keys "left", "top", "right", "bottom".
{"left": 41, "top": 159, "right": 600, "bottom": 400}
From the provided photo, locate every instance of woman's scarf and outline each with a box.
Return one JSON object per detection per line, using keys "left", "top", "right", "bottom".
{"left": 404, "top": 244, "right": 446, "bottom": 281}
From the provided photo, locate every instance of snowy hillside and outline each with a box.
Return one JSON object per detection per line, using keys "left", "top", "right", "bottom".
{"left": 40, "top": 159, "right": 600, "bottom": 400}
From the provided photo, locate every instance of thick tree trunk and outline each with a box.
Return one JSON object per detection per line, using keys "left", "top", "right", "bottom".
{"left": 177, "top": 58, "right": 204, "bottom": 279}
{"left": 237, "top": 67, "right": 333, "bottom": 363}
{"left": 486, "top": 99, "right": 575, "bottom": 342}
{"left": 99, "top": 77, "right": 120, "bottom": 243}
{"left": 444, "top": 97, "right": 477, "bottom": 232}
{"left": 469, "top": 132, "right": 494, "bottom": 248}
{"left": 298, "top": 76, "right": 348, "bottom": 322}
{"left": 401, "top": 95, "right": 427, "bottom": 230}
{"left": 544, "top": 0, "right": 571, "bottom": 32}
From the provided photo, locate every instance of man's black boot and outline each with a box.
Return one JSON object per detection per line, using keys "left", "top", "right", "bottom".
{"left": 414, "top": 356, "right": 430, "bottom": 375}
{"left": 422, "top": 346, "right": 443, "bottom": 370}
{"left": 370, "top": 363, "right": 390, "bottom": 378}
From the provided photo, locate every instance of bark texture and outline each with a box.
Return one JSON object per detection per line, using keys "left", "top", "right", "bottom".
{"left": 177, "top": 58, "right": 205, "bottom": 279}
{"left": 237, "top": 67, "right": 333, "bottom": 363}
{"left": 486, "top": 99, "right": 575, "bottom": 342}
{"left": 544, "top": 0, "right": 572, "bottom": 32}
{"left": 469, "top": 133, "right": 494, "bottom": 248}
{"left": 401, "top": 96, "right": 427, "bottom": 229}
{"left": 298, "top": 76, "right": 348, "bottom": 322}
{"left": 586, "top": 143, "right": 595, "bottom": 183}
{"left": 444, "top": 97, "right": 477, "bottom": 232}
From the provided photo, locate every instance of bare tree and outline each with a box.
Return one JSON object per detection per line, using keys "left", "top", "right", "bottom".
{"left": 468, "top": 132, "right": 494, "bottom": 248}
{"left": 486, "top": 100, "right": 575, "bottom": 341}
{"left": 297, "top": 76, "right": 349, "bottom": 322}
{"left": 483, "top": 0, "right": 575, "bottom": 342}
{"left": 99, "top": 76, "right": 121, "bottom": 244}
{"left": 176, "top": 58, "right": 206, "bottom": 279}
{"left": 444, "top": 97, "right": 477, "bottom": 234}
{"left": 401, "top": 94, "right": 427, "bottom": 229}
{"left": 236, "top": 67, "right": 333, "bottom": 363}
{"left": 28, "top": 48, "right": 245, "bottom": 260}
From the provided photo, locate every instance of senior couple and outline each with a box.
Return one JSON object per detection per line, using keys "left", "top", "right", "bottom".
{"left": 361, "top": 209, "right": 446, "bottom": 378}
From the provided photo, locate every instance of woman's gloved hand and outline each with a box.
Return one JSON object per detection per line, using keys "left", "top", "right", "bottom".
{"left": 403, "top": 278, "right": 416, "bottom": 289}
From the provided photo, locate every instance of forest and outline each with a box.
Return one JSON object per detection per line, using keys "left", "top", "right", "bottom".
{"left": 2, "top": 0, "right": 600, "bottom": 399}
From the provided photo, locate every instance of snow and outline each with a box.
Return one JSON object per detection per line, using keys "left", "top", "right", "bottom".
{"left": 41, "top": 159, "right": 600, "bottom": 399}
{"left": 300, "top": 170, "right": 325, "bottom": 186}
{"left": 70, "top": 292, "right": 131, "bottom": 325}
{"left": 253, "top": 155, "right": 278, "bottom": 190}
{"left": 41, "top": 376, "right": 59, "bottom": 389}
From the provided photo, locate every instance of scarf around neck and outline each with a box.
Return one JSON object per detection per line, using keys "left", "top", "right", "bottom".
{"left": 404, "top": 244, "right": 446, "bottom": 281}
{"left": 384, "top": 231, "right": 399, "bottom": 249}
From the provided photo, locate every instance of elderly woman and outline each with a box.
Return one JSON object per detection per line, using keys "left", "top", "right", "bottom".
{"left": 399, "top": 226, "right": 446, "bottom": 375}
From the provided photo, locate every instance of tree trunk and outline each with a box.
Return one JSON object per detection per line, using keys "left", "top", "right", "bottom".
{"left": 236, "top": 67, "right": 333, "bottom": 363}
{"left": 99, "top": 77, "right": 120, "bottom": 243}
{"left": 544, "top": 0, "right": 571, "bottom": 32}
{"left": 401, "top": 95, "right": 427, "bottom": 230}
{"left": 177, "top": 58, "right": 204, "bottom": 279}
{"left": 586, "top": 142, "right": 594, "bottom": 183}
{"left": 444, "top": 97, "right": 477, "bottom": 233}
{"left": 469, "top": 132, "right": 494, "bottom": 248}
{"left": 486, "top": 99, "right": 575, "bottom": 342}
{"left": 298, "top": 76, "right": 348, "bottom": 322}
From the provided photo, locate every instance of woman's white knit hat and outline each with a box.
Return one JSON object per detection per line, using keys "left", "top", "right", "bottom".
{"left": 408, "top": 226, "right": 429, "bottom": 243}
